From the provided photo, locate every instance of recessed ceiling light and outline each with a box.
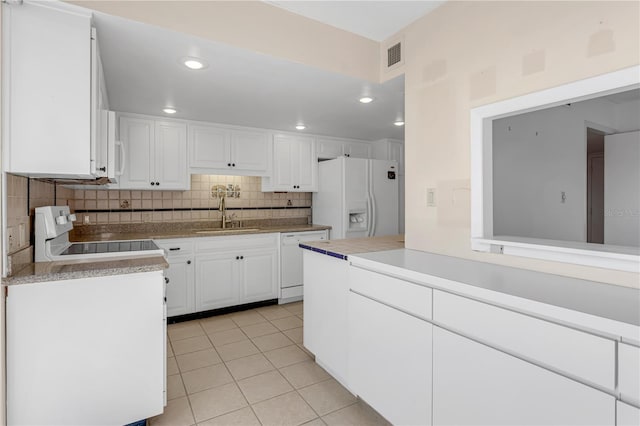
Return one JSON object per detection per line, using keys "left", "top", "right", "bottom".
{"left": 394, "top": 120, "right": 405, "bottom": 126}
{"left": 181, "top": 57, "right": 208, "bottom": 70}
{"left": 163, "top": 107, "right": 177, "bottom": 114}
{"left": 295, "top": 124, "right": 306, "bottom": 130}
{"left": 359, "top": 96, "right": 374, "bottom": 104}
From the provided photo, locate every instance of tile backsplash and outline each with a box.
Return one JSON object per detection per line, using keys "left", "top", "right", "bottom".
{"left": 68, "top": 175, "right": 312, "bottom": 225}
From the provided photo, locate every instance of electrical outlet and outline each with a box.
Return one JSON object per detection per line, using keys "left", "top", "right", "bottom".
{"left": 427, "top": 188, "right": 436, "bottom": 207}
{"left": 84, "top": 215, "right": 91, "bottom": 225}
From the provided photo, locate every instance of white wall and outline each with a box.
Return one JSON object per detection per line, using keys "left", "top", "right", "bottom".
{"left": 604, "top": 131, "right": 640, "bottom": 247}
{"left": 492, "top": 97, "right": 637, "bottom": 242}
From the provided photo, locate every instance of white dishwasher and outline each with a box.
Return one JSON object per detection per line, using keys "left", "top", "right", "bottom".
{"left": 280, "top": 230, "right": 328, "bottom": 303}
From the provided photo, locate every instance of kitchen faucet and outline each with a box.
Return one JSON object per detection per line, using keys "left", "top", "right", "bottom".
{"left": 219, "top": 194, "right": 229, "bottom": 229}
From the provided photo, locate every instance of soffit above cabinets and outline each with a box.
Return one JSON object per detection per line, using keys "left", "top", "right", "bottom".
{"left": 265, "top": 1, "right": 445, "bottom": 42}
{"left": 92, "top": 11, "right": 405, "bottom": 141}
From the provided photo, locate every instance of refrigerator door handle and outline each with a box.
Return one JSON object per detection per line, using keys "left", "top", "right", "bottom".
{"left": 370, "top": 190, "right": 377, "bottom": 237}
{"left": 366, "top": 193, "right": 373, "bottom": 237}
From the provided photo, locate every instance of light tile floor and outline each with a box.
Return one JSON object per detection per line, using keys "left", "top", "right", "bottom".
{"left": 151, "top": 301, "right": 390, "bottom": 426}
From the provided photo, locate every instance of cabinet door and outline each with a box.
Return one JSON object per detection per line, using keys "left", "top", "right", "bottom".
{"left": 272, "top": 135, "right": 295, "bottom": 189}
{"left": 433, "top": 327, "right": 615, "bottom": 426}
{"left": 231, "top": 130, "right": 269, "bottom": 173}
{"left": 240, "top": 249, "right": 278, "bottom": 303}
{"left": 195, "top": 253, "right": 239, "bottom": 312}
{"left": 119, "top": 117, "right": 154, "bottom": 189}
{"left": 344, "top": 142, "right": 370, "bottom": 159}
{"left": 165, "top": 256, "right": 195, "bottom": 317}
{"left": 388, "top": 142, "right": 404, "bottom": 174}
{"left": 295, "top": 137, "right": 318, "bottom": 191}
{"left": 316, "top": 139, "right": 345, "bottom": 160}
{"left": 155, "top": 121, "right": 188, "bottom": 190}
{"left": 5, "top": 2, "right": 93, "bottom": 177}
{"left": 189, "top": 124, "right": 231, "bottom": 170}
{"left": 617, "top": 401, "right": 640, "bottom": 426}
{"left": 349, "top": 292, "right": 432, "bottom": 426}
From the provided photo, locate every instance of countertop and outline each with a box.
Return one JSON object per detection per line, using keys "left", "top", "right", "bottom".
{"left": 349, "top": 249, "right": 640, "bottom": 339}
{"left": 4, "top": 224, "right": 331, "bottom": 285}
{"left": 71, "top": 224, "right": 332, "bottom": 242}
{"left": 3, "top": 255, "right": 168, "bottom": 286}
{"left": 300, "top": 234, "right": 405, "bottom": 259}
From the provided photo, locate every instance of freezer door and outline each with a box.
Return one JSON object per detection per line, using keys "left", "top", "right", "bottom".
{"left": 344, "top": 158, "right": 370, "bottom": 239}
{"left": 370, "top": 160, "right": 399, "bottom": 236}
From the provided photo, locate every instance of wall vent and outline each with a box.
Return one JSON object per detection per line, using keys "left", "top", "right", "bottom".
{"left": 387, "top": 42, "right": 402, "bottom": 68}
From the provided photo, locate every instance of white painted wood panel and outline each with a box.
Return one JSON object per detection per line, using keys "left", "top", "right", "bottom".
{"left": 165, "top": 255, "right": 195, "bottom": 317}
{"left": 4, "top": 2, "right": 93, "bottom": 177}
{"left": 155, "top": 121, "right": 188, "bottom": 189}
{"left": 6, "top": 272, "right": 165, "bottom": 425}
{"left": 349, "top": 266, "right": 432, "bottom": 320}
{"left": 240, "top": 249, "right": 278, "bottom": 303}
{"left": 349, "top": 292, "right": 431, "bottom": 426}
{"left": 196, "top": 253, "right": 239, "bottom": 311}
{"left": 188, "top": 124, "right": 231, "bottom": 169}
{"left": 433, "top": 327, "right": 615, "bottom": 426}
{"left": 119, "top": 116, "right": 154, "bottom": 189}
{"left": 231, "top": 129, "right": 269, "bottom": 172}
{"left": 433, "top": 290, "right": 616, "bottom": 390}
{"left": 619, "top": 343, "right": 640, "bottom": 404}
{"left": 303, "top": 250, "right": 350, "bottom": 386}
{"left": 297, "top": 137, "right": 317, "bottom": 191}
{"left": 343, "top": 141, "right": 370, "bottom": 159}
{"left": 617, "top": 401, "right": 640, "bottom": 426}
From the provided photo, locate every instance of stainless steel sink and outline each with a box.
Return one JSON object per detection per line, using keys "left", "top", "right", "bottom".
{"left": 195, "top": 228, "right": 261, "bottom": 234}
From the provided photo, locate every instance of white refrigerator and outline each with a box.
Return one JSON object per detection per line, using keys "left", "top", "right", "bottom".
{"left": 313, "top": 157, "right": 399, "bottom": 239}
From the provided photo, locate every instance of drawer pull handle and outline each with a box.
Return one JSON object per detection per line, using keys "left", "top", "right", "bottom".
{"left": 164, "top": 277, "right": 170, "bottom": 284}
{"left": 169, "top": 248, "right": 181, "bottom": 251}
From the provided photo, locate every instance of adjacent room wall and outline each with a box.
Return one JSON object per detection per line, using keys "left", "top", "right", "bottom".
{"left": 604, "top": 131, "right": 640, "bottom": 247}
{"left": 492, "top": 97, "right": 638, "bottom": 243}
{"left": 391, "top": 1, "right": 640, "bottom": 287}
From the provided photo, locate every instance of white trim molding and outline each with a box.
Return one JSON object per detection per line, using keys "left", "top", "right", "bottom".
{"left": 470, "top": 65, "right": 640, "bottom": 273}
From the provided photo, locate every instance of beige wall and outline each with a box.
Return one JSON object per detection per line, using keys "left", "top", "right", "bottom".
{"left": 393, "top": 1, "right": 639, "bottom": 287}
{"left": 69, "top": 0, "right": 380, "bottom": 83}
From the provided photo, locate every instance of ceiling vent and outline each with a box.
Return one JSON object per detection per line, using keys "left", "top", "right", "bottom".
{"left": 387, "top": 42, "right": 402, "bottom": 68}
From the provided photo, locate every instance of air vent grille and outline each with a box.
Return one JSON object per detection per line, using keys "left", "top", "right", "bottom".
{"left": 387, "top": 42, "right": 402, "bottom": 68}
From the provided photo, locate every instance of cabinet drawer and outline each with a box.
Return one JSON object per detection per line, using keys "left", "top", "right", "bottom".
{"left": 349, "top": 266, "right": 432, "bottom": 320}
{"left": 196, "top": 233, "right": 278, "bottom": 252}
{"left": 154, "top": 239, "right": 194, "bottom": 256}
{"left": 433, "top": 290, "right": 615, "bottom": 390}
{"left": 619, "top": 343, "right": 640, "bottom": 404}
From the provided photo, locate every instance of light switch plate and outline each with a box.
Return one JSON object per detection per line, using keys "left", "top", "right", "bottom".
{"left": 427, "top": 188, "right": 436, "bottom": 207}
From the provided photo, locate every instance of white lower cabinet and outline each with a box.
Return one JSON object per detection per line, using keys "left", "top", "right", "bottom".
{"left": 196, "top": 252, "right": 239, "bottom": 311}
{"left": 349, "top": 292, "right": 432, "bottom": 426}
{"left": 617, "top": 401, "right": 640, "bottom": 426}
{"left": 165, "top": 255, "right": 195, "bottom": 317}
{"left": 239, "top": 249, "right": 279, "bottom": 304}
{"left": 303, "top": 250, "right": 350, "bottom": 386}
{"left": 432, "top": 326, "right": 615, "bottom": 426}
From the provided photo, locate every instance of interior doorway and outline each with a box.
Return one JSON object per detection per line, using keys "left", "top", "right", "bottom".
{"left": 587, "top": 127, "right": 605, "bottom": 244}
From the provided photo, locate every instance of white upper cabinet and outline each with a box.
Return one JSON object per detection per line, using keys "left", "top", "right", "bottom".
{"left": 316, "top": 138, "right": 371, "bottom": 160}
{"left": 2, "top": 2, "right": 99, "bottom": 178}
{"left": 189, "top": 124, "right": 269, "bottom": 176}
{"left": 372, "top": 138, "right": 404, "bottom": 174}
{"left": 263, "top": 134, "right": 318, "bottom": 192}
{"left": 118, "top": 116, "right": 188, "bottom": 190}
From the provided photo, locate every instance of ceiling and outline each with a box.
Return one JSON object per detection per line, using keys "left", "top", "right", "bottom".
{"left": 266, "top": 1, "right": 444, "bottom": 42}
{"left": 93, "top": 11, "right": 405, "bottom": 142}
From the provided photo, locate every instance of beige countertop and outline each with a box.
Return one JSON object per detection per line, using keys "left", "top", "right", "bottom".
{"left": 3, "top": 255, "right": 168, "bottom": 286}
{"left": 4, "top": 224, "right": 331, "bottom": 285}
{"left": 300, "top": 234, "right": 405, "bottom": 259}
{"left": 71, "top": 224, "right": 332, "bottom": 242}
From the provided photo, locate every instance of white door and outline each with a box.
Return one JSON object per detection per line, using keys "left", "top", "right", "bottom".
{"left": 5, "top": 2, "right": 93, "bottom": 177}
{"left": 189, "top": 124, "right": 231, "bottom": 170}
{"left": 196, "top": 253, "right": 239, "bottom": 311}
{"left": 296, "top": 137, "right": 317, "bottom": 191}
{"left": 432, "top": 326, "right": 615, "bottom": 426}
{"left": 272, "top": 135, "right": 295, "bottom": 189}
{"left": 119, "top": 117, "right": 154, "bottom": 189}
{"left": 344, "top": 141, "right": 370, "bottom": 159}
{"left": 165, "top": 255, "right": 195, "bottom": 317}
{"left": 617, "top": 401, "right": 640, "bottom": 426}
{"left": 316, "top": 139, "right": 345, "bottom": 160}
{"left": 370, "top": 160, "right": 399, "bottom": 236}
{"left": 349, "top": 292, "right": 432, "bottom": 425}
{"left": 239, "top": 249, "right": 278, "bottom": 303}
{"left": 344, "top": 158, "right": 369, "bottom": 239}
{"left": 231, "top": 130, "right": 269, "bottom": 172}
{"left": 155, "top": 121, "right": 188, "bottom": 189}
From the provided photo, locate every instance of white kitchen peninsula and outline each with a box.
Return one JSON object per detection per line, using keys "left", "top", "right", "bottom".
{"left": 302, "top": 242, "right": 640, "bottom": 426}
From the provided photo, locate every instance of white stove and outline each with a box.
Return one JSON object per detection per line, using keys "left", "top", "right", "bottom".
{"left": 35, "top": 206, "right": 164, "bottom": 262}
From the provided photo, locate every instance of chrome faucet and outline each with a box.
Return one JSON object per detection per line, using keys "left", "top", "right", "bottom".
{"left": 219, "top": 194, "right": 228, "bottom": 229}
